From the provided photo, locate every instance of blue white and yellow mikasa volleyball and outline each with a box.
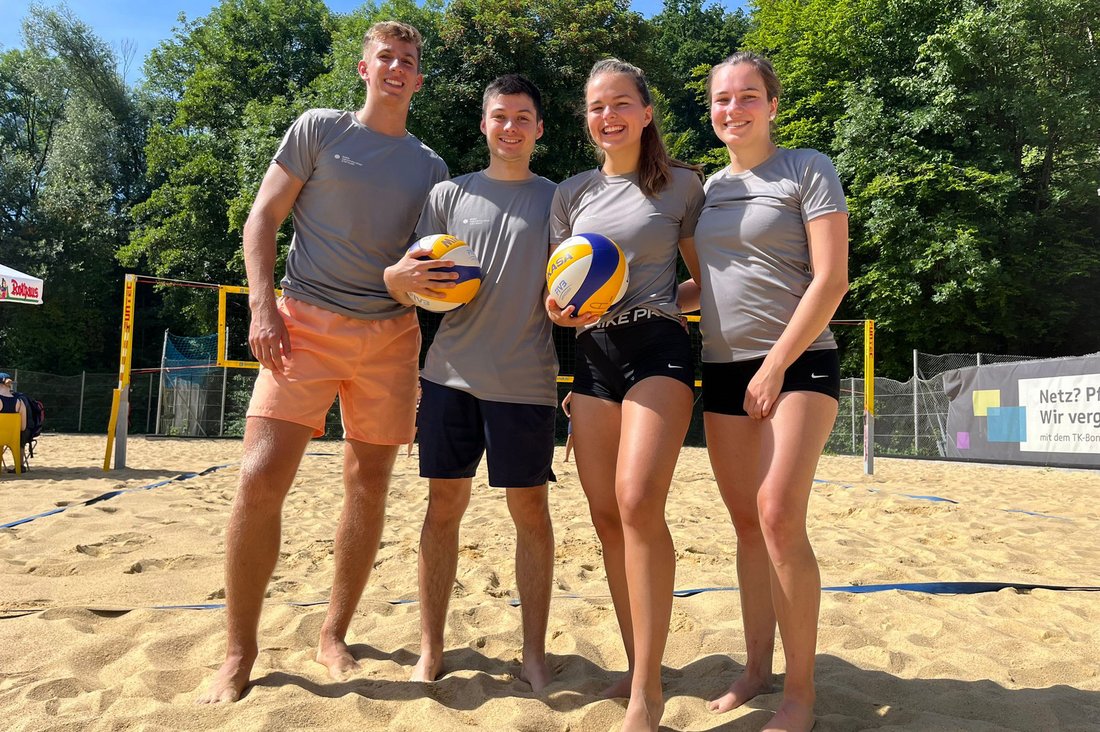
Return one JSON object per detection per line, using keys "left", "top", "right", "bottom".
{"left": 546, "top": 233, "right": 629, "bottom": 317}
{"left": 407, "top": 234, "right": 482, "bottom": 312}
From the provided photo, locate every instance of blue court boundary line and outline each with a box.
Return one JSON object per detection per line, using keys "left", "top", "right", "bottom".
{"left": 0, "top": 453, "right": 343, "bottom": 531}
{"left": 4, "top": 581, "right": 1097, "bottom": 618}
{"left": 811, "top": 479, "right": 1073, "bottom": 521}
{"left": 1, "top": 465, "right": 232, "bottom": 530}
{"left": 142, "top": 581, "right": 1100, "bottom": 607}
{"left": 1, "top": 453, "right": 1073, "bottom": 529}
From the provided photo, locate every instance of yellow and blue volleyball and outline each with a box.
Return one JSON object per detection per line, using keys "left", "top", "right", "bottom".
{"left": 406, "top": 234, "right": 482, "bottom": 313}
{"left": 546, "top": 233, "right": 629, "bottom": 317}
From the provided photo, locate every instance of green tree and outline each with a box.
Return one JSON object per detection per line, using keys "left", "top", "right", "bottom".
{"left": 408, "top": 0, "right": 651, "bottom": 181}
{"left": 648, "top": 0, "right": 749, "bottom": 166}
{"left": 123, "top": 0, "right": 335, "bottom": 332}
{"left": 745, "top": 0, "right": 1099, "bottom": 375}
{"left": 835, "top": 0, "right": 1100, "bottom": 373}
{"left": 0, "top": 6, "right": 142, "bottom": 373}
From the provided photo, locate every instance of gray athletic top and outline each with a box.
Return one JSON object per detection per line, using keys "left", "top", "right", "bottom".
{"left": 274, "top": 109, "right": 449, "bottom": 319}
{"left": 550, "top": 166, "right": 704, "bottom": 324}
{"left": 694, "top": 147, "right": 847, "bottom": 362}
{"left": 416, "top": 172, "right": 559, "bottom": 406}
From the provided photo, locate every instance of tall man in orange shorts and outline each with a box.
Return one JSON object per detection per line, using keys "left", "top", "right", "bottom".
{"left": 198, "top": 20, "right": 450, "bottom": 703}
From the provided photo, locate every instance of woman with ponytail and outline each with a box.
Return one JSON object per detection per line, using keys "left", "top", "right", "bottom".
{"left": 546, "top": 58, "right": 704, "bottom": 732}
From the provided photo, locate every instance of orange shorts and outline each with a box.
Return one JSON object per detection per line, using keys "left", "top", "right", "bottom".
{"left": 247, "top": 297, "right": 421, "bottom": 444}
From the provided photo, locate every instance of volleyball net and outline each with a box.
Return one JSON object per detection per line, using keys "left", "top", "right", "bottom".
{"left": 105, "top": 279, "right": 876, "bottom": 473}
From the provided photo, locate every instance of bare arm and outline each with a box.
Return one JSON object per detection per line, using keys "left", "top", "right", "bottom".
{"left": 676, "top": 236, "right": 702, "bottom": 314}
{"left": 16, "top": 399, "right": 26, "bottom": 432}
{"left": 382, "top": 249, "right": 458, "bottom": 307}
{"left": 744, "top": 211, "right": 850, "bottom": 419}
{"left": 243, "top": 162, "right": 304, "bottom": 374}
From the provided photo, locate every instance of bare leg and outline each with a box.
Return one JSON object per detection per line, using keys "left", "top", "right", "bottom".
{"left": 571, "top": 394, "right": 632, "bottom": 697}
{"left": 756, "top": 392, "right": 836, "bottom": 732}
{"left": 197, "top": 417, "right": 313, "bottom": 703}
{"left": 563, "top": 433, "right": 573, "bottom": 463}
{"left": 316, "top": 439, "right": 399, "bottom": 680}
{"left": 410, "top": 478, "right": 472, "bottom": 682}
{"left": 506, "top": 485, "right": 554, "bottom": 692}
{"left": 616, "top": 377, "right": 693, "bottom": 732}
{"left": 704, "top": 412, "right": 776, "bottom": 713}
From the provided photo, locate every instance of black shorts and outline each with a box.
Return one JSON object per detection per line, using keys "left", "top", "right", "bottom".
{"left": 702, "top": 348, "right": 840, "bottom": 416}
{"left": 417, "top": 379, "right": 555, "bottom": 488}
{"left": 573, "top": 317, "right": 695, "bottom": 403}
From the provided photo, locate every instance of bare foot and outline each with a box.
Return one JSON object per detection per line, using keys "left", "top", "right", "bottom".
{"left": 707, "top": 671, "right": 774, "bottom": 713}
{"left": 519, "top": 656, "right": 552, "bottom": 692}
{"left": 762, "top": 698, "right": 815, "bottom": 732}
{"left": 196, "top": 655, "right": 253, "bottom": 704}
{"left": 410, "top": 651, "right": 443, "bottom": 682}
{"left": 601, "top": 671, "right": 633, "bottom": 699}
{"left": 621, "top": 691, "right": 663, "bottom": 732}
{"left": 315, "top": 638, "right": 360, "bottom": 681}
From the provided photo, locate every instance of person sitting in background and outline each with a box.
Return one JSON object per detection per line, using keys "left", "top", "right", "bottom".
{"left": 0, "top": 373, "right": 27, "bottom": 434}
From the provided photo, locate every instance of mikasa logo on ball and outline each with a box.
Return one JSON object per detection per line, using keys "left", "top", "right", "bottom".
{"left": 550, "top": 252, "right": 575, "bottom": 271}
{"left": 545, "top": 233, "right": 629, "bottom": 317}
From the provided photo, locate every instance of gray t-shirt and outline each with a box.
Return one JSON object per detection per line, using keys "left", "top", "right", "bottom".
{"left": 550, "top": 166, "right": 704, "bottom": 324}
{"left": 274, "top": 109, "right": 449, "bottom": 319}
{"left": 416, "top": 172, "right": 559, "bottom": 406}
{"left": 694, "top": 147, "right": 848, "bottom": 362}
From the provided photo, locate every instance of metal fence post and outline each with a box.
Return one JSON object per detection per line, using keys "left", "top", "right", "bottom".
{"left": 78, "top": 370, "right": 86, "bottom": 432}
{"left": 154, "top": 330, "right": 168, "bottom": 435}
{"left": 850, "top": 377, "right": 856, "bottom": 453}
{"left": 219, "top": 366, "right": 228, "bottom": 436}
{"left": 913, "top": 349, "right": 919, "bottom": 454}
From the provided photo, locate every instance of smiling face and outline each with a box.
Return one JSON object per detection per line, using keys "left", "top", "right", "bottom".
{"left": 358, "top": 36, "right": 423, "bottom": 106}
{"left": 709, "top": 62, "right": 778, "bottom": 152}
{"left": 481, "top": 92, "right": 543, "bottom": 164}
{"left": 585, "top": 72, "right": 653, "bottom": 160}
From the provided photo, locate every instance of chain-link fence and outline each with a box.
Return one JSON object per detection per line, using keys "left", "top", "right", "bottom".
{"left": 7, "top": 348, "right": 1044, "bottom": 460}
{"left": 823, "top": 351, "right": 1041, "bottom": 458}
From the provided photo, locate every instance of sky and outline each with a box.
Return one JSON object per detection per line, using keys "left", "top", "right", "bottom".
{"left": 1, "top": 0, "right": 746, "bottom": 84}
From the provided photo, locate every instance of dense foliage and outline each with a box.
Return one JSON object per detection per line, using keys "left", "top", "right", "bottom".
{"left": 2, "top": 0, "right": 1097, "bottom": 377}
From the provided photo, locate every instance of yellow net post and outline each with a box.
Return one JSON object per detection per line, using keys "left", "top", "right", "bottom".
{"left": 104, "top": 274, "right": 137, "bottom": 470}
{"left": 864, "top": 319, "right": 876, "bottom": 475}
{"left": 216, "top": 285, "right": 271, "bottom": 369}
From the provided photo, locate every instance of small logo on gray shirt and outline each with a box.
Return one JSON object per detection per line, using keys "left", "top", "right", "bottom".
{"left": 334, "top": 154, "right": 362, "bottom": 167}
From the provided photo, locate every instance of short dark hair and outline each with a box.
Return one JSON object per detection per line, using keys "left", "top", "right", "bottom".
{"left": 482, "top": 74, "right": 543, "bottom": 121}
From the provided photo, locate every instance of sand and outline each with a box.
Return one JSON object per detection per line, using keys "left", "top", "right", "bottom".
{"left": 1, "top": 435, "right": 1098, "bottom": 731}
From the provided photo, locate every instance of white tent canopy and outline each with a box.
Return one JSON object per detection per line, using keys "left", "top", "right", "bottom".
{"left": 0, "top": 263, "right": 43, "bottom": 304}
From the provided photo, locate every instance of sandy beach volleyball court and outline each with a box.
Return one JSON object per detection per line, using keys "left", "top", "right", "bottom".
{"left": 1, "top": 435, "right": 1098, "bottom": 730}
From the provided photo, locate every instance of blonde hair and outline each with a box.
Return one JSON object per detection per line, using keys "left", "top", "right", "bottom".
{"left": 362, "top": 21, "right": 423, "bottom": 68}
{"left": 586, "top": 58, "right": 700, "bottom": 196}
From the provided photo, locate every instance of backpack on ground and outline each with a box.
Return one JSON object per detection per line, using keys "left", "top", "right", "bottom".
{"left": 13, "top": 391, "right": 43, "bottom": 459}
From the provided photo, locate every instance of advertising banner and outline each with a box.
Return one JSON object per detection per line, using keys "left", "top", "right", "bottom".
{"left": 0, "top": 263, "right": 44, "bottom": 304}
{"left": 942, "top": 355, "right": 1100, "bottom": 467}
